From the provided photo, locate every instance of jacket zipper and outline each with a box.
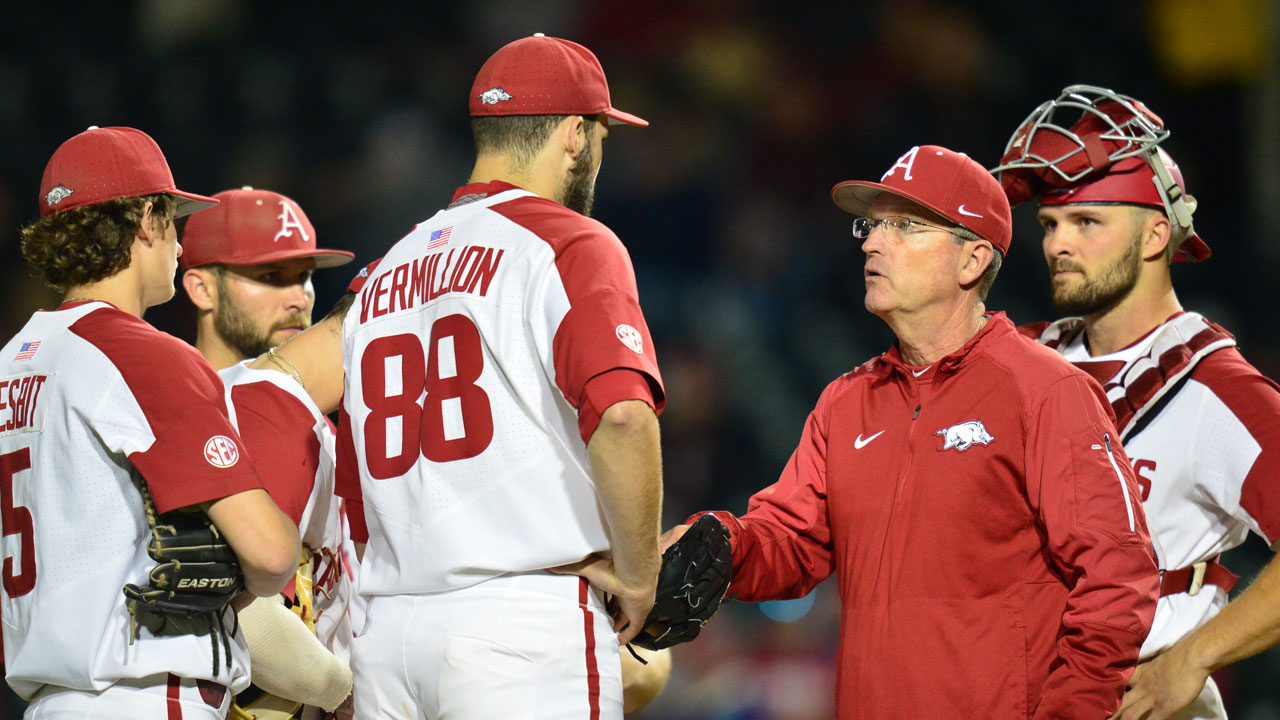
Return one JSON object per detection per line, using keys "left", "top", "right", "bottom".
{"left": 1103, "top": 433, "right": 1135, "bottom": 532}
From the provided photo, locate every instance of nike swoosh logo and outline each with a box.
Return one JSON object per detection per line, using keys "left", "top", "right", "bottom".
{"left": 957, "top": 205, "right": 983, "bottom": 218}
{"left": 854, "top": 430, "right": 885, "bottom": 449}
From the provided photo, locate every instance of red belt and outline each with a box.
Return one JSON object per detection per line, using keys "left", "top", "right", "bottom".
{"left": 1160, "top": 559, "right": 1238, "bottom": 597}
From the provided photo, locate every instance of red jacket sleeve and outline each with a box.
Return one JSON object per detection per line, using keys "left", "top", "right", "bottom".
{"left": 694, "top": 383, "right": 837, "bottom": 601}
{"left": 1025, "top": 374, "right": 1159, "bottom": 719}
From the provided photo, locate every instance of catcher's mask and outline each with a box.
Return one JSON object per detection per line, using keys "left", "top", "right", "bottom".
{"left": 992, "top": 84, "right": 1208, "bottom": 262}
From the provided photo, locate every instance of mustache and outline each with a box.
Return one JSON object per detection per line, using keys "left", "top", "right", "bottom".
{"left": 1050, "top": 259, "right": 1085, "bottom": 274}
{"left": 269, "top": 314, "right": 312, "bottom": 333}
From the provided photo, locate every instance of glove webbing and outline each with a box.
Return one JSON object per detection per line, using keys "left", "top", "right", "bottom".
{"left": 128, "top": 475, "right": 236, "bottom": 677}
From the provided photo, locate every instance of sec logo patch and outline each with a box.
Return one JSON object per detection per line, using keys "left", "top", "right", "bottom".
{"left": 615, "top": 324, "right": 644, "bottom": 355}
{"left": 204, "top": 435, "right": 240, "bottom": 468}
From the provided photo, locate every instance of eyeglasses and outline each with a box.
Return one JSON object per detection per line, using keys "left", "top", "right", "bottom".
{"left": 852, "top": 215, "right": 957, "bottom": 240}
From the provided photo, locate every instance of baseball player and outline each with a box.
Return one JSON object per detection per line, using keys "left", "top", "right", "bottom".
{"left": 339, "top": 34, "right": 665, "bottom": 718}
{"left": 995, "top": 85, "right": 1280, "bottom": 720}
{"left": 0, "top": 126, "right": 300, "bottom": 718}
{"left": 664, "top": 145, "right": 1160, "bottom": 719}
{"left": 179, "top": 187, "right": 358, "bottom": 719}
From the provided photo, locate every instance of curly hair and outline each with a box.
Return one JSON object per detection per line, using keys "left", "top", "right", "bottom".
{"left": 19, "top": 194, "right": 176, "bottom": 292}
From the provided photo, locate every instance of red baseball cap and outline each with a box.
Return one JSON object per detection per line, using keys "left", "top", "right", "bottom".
{"left": 831, "top": 145, "right": 1013, "bottom": 254}
{"left": 39, "top": 126, "right": 218, "bottom": 218}
{"left": 469, "top": 34, "right": 648, "bottom": 127}
{"left": 1037, "top": 149, "right": 1210, "bottom": 263}
{"left": 180, "top": 187, "right": 355, "bottom": 270}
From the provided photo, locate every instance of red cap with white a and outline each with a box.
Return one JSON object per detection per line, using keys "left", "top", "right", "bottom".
{"left": 39, "top": 126, "right": 218, "bottom": 218}
{"left": 469, "top": 34, "right": 648, "bottom": 127}
{"left": 180, "top": 187, "right": 354, "bottom": 270}
{"left": 831, "top": 145, "right": 1013, "bottom": 254}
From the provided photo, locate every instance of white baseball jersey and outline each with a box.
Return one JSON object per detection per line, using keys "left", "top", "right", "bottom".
{"left": 340, "top": 180, "right": 662, "bottom": 596}
{"left": 1042, "top": 312, "right": 1280, "bottom": 657}
{"left": 0, "top": 301, "right": 259, "bottom": 700}
{"left": 219, "top": 362, "right": 355, "bottom": 658}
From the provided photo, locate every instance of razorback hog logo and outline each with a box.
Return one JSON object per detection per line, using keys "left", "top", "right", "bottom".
{"left": 45, "top": 185, "right": 74, "bottom": 206}
{"left": 936, "top": 420, "right": 995, "bottom": 452}
{"left": 478, "top": 87, "right": 514, "bottom": 105}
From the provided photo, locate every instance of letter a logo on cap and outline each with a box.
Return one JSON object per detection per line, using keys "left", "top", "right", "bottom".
{"left": 881, "top": 146, "right": 920, "bottom": 182}
{"left": 273, "top": 200, "right": 311, "bottom": 244}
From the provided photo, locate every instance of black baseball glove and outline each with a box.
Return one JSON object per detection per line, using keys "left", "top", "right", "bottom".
{"left": 633, "top": 513, "right": 734, "bottom": 651}
{"left": 123, "top": 514, "right": 244, "bottom": 618}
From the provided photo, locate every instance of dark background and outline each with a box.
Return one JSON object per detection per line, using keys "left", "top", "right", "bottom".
{"left": 2, "top": 1, "right": 1278, "bottom": 717}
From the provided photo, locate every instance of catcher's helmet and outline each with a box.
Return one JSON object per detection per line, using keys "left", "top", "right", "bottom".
{"left": 992, "top": 85, "right": 1207, "bottom": 262}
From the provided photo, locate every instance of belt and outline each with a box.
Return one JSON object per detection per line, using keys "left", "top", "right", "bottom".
{"left": 1160, "top": 559, "right": 1238, "bottom": 597}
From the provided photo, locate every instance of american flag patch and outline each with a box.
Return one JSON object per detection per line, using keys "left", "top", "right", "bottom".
{"left": 427, "top": 226, "right": 453, "bottom": 250}
{"left": 15, "top": 341, "right": 40, "bottom": 361}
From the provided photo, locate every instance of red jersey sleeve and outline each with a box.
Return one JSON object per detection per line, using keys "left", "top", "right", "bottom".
{"left": 491, "top": 200, "right": 664, "bottom": 420}
{"left": 1024, "top": 373, "right": 1159, "bottom": 720}
{"left": 695, "top": 379, "right": 840, "bottom": 601}
{"left": 71, "top": 309, "right": 264, "bottom": 514}
{"left": 576, "top": 368, "right": 656, "bottom": 444}
{"left": 229, "top": 381, "right": 321, "bottom": 528}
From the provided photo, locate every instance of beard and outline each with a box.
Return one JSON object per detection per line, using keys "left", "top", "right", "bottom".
{"left": 214, "top": 278, "right": 311, "bottom": 359}
{"left": 1049, "top": 228, "right": 1143, "bottom": 316}
{"left": 558, "top": 138, "right": 598, "bottom": 217}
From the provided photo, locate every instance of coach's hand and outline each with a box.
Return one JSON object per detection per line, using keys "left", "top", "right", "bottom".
{"left": 1109, "top": 645, "right": 1208, "bottom": 720}
{"left": 553, "top": 554, "right": 657, "bottom": 646}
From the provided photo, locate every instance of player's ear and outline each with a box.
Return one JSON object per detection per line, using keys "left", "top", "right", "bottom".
{"left": 183, "top": 269, "right": 217, "bottom": 311}
{"left": 1142, "top": 211, "right": 1172, "bottom": 262}
{"left": 135, "top": 201, "right": 159, "bottom": 247}
{"left": 560, "top": 115, "right": 586, "bottom": 158}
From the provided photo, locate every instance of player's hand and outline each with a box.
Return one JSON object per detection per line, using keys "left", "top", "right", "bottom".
{"left": 659, "top": 524, "right": 689, "bottom": 553}
{"left": 1108, "top": 646, "right": 1209, "bottom": 720}
{"left": 552, "top": 553, "right": 657, "bottom": 646}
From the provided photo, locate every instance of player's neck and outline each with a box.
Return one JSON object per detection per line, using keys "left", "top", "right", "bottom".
{"left": 194, "top": 328, "right": 245, "bottom": 371}
{"left": 63, "top": 276, "right": 146, "bottom": 318}
{"left": 1082, "top": 276, "right": 1182, "bottom": 357}
{"left": 888, "top": 300, "right": 988, "bottom": 366}
{"left": 468, "top": 152, "right": 563, "bottom": 205}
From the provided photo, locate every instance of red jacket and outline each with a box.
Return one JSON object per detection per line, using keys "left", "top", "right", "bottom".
{"left": 706, "top": 314, "right": 1158, "bottom": 719}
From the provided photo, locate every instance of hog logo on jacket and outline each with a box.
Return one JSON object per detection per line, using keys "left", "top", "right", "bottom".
{"left": 478, "top": 87, "right": 514, "bottom": 105}
{"left": 936, "top": 420, "right": 995, "bottom": 452}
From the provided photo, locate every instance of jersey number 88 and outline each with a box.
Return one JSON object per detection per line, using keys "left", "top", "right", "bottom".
{"left": 360, "top": 315, "right": 493, "bottom": 479}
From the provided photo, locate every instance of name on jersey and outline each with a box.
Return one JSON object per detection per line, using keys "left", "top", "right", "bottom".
{"left": 0, "top": 373, "right": 48, "bottom": 436}
{"left": 359, "top": 244, "right": 506, "bottom": 324}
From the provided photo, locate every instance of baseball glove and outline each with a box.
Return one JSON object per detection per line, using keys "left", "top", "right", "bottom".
{"left": 122, "top": 478, "right": 244, "bottom": 674}
{"left": 633, "top": 513, "right": 734, "bottom": 651}
{"left": 122, "top": 515, "right": 243, "bottom": 616}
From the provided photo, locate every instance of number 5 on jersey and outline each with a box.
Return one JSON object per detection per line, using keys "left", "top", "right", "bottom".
{"left": 1, "top": 447, "right": 35, "bottom": 597}
{"left": 360, "top": 314, "right": 494, "bottom": 479}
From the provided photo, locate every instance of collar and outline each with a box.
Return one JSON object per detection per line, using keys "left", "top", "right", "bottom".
{"left": 449, "top": 180, "right": 527, "bottom": 207}
{"left": 882, "top": 312, "right": 1013, "bottom": 378}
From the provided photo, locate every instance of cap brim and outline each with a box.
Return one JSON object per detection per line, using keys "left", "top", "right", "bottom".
{"left": 186, "top": 248, "right": 356, "bottom": 270}
{"left": 831, "top": 180, "right": 954, "bottom": 224}
{"left": 169, "top": 189, "right": 220, "bottom": 218}
{"left": 1173, "top": 233, "right": 1211, "bottom": 263}
{"left": 603, "top": 107, "right": 648, "bottom": 127}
